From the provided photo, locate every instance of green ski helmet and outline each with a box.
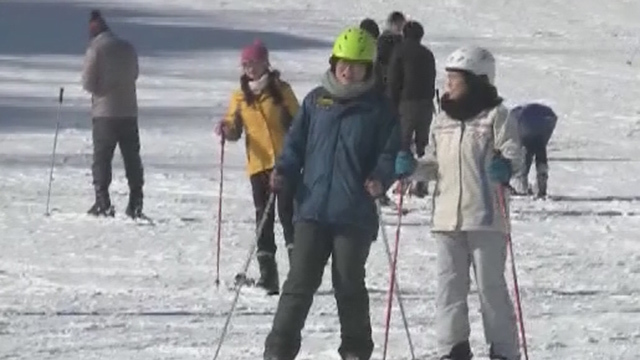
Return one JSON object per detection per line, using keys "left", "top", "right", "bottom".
{"left": 331, "top": 27, "right": 376, "bottom": 62}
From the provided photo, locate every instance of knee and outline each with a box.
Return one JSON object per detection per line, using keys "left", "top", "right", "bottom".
{"left": 333, "top": 273, "right": 367, "bottom": 298}
{"left": 475, "top": 269, "right": 508, "bottom": 295}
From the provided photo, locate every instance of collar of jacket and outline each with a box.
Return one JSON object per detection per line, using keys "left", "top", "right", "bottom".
{"left": 441, "top": 84, "right": 503, "bottom": 121}
{"left": 320, "top": 70, "right": 376, "bottom": 101}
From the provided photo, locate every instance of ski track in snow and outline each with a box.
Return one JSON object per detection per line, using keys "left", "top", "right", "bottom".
{"left": 1, "top": 0, "right": 640, "bottom": 359}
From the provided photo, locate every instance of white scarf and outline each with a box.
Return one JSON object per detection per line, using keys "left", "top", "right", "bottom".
{"left": 248, "top": 73, "right": 270, "bottom": 94}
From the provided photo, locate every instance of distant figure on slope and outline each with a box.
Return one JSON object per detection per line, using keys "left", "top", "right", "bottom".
{"left": 263, "top": 27, "right": 410, "bottom": 360}
{"left": 376, "top": 11, "right": 406, "bottom": 86}
{"left": 82, "top": 10, "right": 144, "bottom": 219}
{"left": 422, "top": 46, "right": 522, "bottom": 360}
{"left": 215, "top": 40, "right": 300, "bottom": 295}
{"left": 387, "top": 20, "right": 436, "bottom": 198}
{"left": 509, "top": 103, "right": 558, "bottom": 198}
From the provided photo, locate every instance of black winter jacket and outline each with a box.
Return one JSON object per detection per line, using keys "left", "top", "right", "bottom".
{"left": 387, "top": 39, "right": 436, "bottom": 106}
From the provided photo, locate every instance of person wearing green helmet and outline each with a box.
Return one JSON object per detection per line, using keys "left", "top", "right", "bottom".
{"left": 262, "top": 27, "right": 413, "bottom": 360}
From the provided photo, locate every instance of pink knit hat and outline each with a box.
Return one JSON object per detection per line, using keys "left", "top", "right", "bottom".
{"left": 241, "top": 40, "right": 269, "bottom": 64}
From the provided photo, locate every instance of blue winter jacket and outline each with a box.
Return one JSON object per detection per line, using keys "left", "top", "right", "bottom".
{"left": 512, "top": 103, "right": 557, "bottom": 141}
{"left": 276, "top": 86, "right": 400, "bottom": 237}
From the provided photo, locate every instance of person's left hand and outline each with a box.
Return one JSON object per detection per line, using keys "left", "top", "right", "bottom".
{"left": 489, "top": 152, "right": 512, "bottom": 184}
{"left": 395, "top": 151, "right": 417, "bottom": 178}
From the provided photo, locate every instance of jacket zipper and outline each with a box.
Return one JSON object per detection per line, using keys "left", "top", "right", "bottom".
{"left": 455, "top": 121, "right": 465, "bottom": 230}
{"left": 322, "top": 113, "right": 343, "bottom": 220}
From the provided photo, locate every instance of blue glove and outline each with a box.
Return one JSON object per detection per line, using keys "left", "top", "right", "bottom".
{"left": 395, "top": 151, "right": 416, "bottom": 178}
{"left": 489, "top": 154, "right": 512, "bottom": 184}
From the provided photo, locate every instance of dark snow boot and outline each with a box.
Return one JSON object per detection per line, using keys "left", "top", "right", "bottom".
{"left": 256, "top": 253, "right": 279, "bottom": 295}
{"left": 440, "top": 341, "right": 473, "bottom": 360}
{"left": 87, "top": 187, "right": 115, "bottom": 217}
{"left": 125, "top": 187, "right": 144, "bottom": 219}
{"left": 378, "top": 194, "right": 392, "bottom": 206}
{"left": 535, "top": 164, "right": 549, "bottom": 198}
{"left": 410, "top": 181, "right": 429, "bottom": 198}
{"left": 488, "top": 345, "right": 509, "bottom": 360}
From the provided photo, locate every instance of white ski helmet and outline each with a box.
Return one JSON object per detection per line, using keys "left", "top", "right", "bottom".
{"left": 445, "top": 46, "right": 496, "bottom": 84}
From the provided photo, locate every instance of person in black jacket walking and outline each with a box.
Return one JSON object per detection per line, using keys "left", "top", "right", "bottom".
{"left": 387, "top": 20, "right": 436, "bottom": 197}
{"left": 377, "top": 11, "right": 406, "bottom": 85}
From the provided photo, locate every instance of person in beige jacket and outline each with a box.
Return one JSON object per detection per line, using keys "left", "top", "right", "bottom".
{"left": 422, "top": 46, "right": 522, "bottom": 360}
{"left": 82, "top": 10, "right": 143, "bottom": 219}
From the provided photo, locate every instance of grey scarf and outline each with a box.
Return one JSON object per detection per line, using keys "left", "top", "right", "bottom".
{"left": 320, "top": 70, "right": 375, "bottom": 100}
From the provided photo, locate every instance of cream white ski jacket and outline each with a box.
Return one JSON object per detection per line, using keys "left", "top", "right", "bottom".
{"left": 419, "top": 104, "right": 522, "bottom": 234}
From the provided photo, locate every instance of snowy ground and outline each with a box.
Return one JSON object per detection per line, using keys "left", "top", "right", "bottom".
{"left": 1, "top": 0, "right": 640, "bottom": 359}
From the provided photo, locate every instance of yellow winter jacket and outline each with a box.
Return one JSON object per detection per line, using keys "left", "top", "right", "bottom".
{"left": 223, "top": 76, "right": 300, "bottom": 176}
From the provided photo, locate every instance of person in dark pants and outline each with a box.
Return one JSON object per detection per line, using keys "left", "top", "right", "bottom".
{"left": 377, "top": 11, "right": 406, "bottom": 85}
{"left": 387, "top": 20, "right": 436, "bottom": 198}
{"left": 216, "top": 40, "right": 300, "bottom": 295}
{"left": 262, "top": 27, "right": 412, "bottom": 360}
{"left": 510, "top": 103, "right": 557, "bottom": 198}
{"left": 82, "top": 10, "right": 144, "bottom": 218}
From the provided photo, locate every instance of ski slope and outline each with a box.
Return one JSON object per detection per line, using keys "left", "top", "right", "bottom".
{"left": 1, "top": 0, "right": 639, "bottom": 359}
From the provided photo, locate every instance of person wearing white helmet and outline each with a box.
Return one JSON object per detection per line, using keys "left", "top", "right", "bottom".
{"left": 421, "top": 46, "right": 522, "bottom": 360}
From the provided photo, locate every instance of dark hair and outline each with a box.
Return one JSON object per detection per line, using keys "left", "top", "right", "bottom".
{"left": 440, "top": 70, "right": 502, "bottom": 120}
{"left": 359, "top": 18, "right": 380, "bottom": 39}
{"left": 402, "top": 20, "right": 424, "bottom": 40}
{"left": 240, "top": 70, "right": 284, "bottom": 106}
{"left": 387, "top": 11, "right": 405, "bottom": 25}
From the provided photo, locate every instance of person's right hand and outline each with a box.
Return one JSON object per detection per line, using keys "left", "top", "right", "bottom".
{"left": 270, "top": 169, "right": 284, "bottom": 192}
{"left": 214, "top": 121, "right": 227, "bottom": 137}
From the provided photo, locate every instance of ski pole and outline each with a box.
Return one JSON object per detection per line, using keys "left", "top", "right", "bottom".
{"left": 212, "top": 193, "right": 276, "bottom": 360}
{"left": 627, "top": 39, "right": 640, "bottom": 65}
{"left": 45, "top": 87, "right": 64, "bottom": 216}
{"left": 496, "top": 184, "right": 530, "bottom": 360}
{"left": 215, "top": 136, "right": 226, "bottom": 288}
{"left": 382, "top": 182, "right": 407, "bottom": 360}
{"left": 376, "top": 198, "right": 415, "bottom": 360}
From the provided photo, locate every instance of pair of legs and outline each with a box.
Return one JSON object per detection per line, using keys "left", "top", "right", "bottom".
{"left": 90, "top": 117, "right": 144, "bottom": 216}
{"left": 249, "top": 169, "right": 295, "bottom": 293}
{"left": 396, "top": 99, "right": 433, "bottom": 197}
{"left": 514, "top": 105, "right": 556, "bottom": 197}
{"left": 513, "top": 135, "right": 551, "bottom": 197}
{"left": 264, "top": 221, "right": 374, "bottom": 360}
{"left": 435, "top": 231, "right": 520, "bottom": 360}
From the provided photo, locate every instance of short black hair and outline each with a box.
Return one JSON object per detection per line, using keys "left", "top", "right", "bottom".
{"left": 90, "top": 9, "right": 102, "bottom": 21}
{"left": 359, "top": 18, "right": 380, "bottom": 39}
{"left": 402, "top": 20, "right": 424, "bottom": 40}
{"left": 387, "top": 11, "right": 405, "bottom": 25}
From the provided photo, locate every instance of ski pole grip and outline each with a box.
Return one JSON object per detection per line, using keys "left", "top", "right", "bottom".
{"left": 58, "top": 87, "right": 64, "bottom": 104}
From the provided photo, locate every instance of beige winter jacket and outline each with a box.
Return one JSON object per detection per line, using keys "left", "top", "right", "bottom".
{"left": 425, "top": 104, "right": 522, "bottom": 234}
{"left": 82, "top": 31, "right": 139, "bottom": 118}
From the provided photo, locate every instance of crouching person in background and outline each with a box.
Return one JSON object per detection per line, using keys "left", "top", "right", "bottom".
{"left": 425, "top": 46, "right": 522, "bottom": 360}
{"left": 263, "top": 27, "right": 407, "bottom": 360}
{"left": 215, "top": 40, "right": 300, "bottom": 295}
{"left": 509, "top": 103, "right": 558, "bottom": 198}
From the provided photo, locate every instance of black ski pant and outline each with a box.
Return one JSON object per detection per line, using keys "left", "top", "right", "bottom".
{"left": 92, "top": 117, "right": 144, "bottom": 191}
{"left": 264, "top": 221, "right": 374, "bottom": 360}
{"left": 521, "top": 132, "right": 552, "bottom": 177}
{"left": 250, "top": 169, "right": 295, "bottom": 255}
{"left": 398, "top": 99, "right": 433, "bottom": 158}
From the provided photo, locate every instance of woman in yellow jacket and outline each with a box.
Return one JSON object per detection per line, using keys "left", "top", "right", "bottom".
{"left": 216, "top": 40, "right": 300, "bottom": 295}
